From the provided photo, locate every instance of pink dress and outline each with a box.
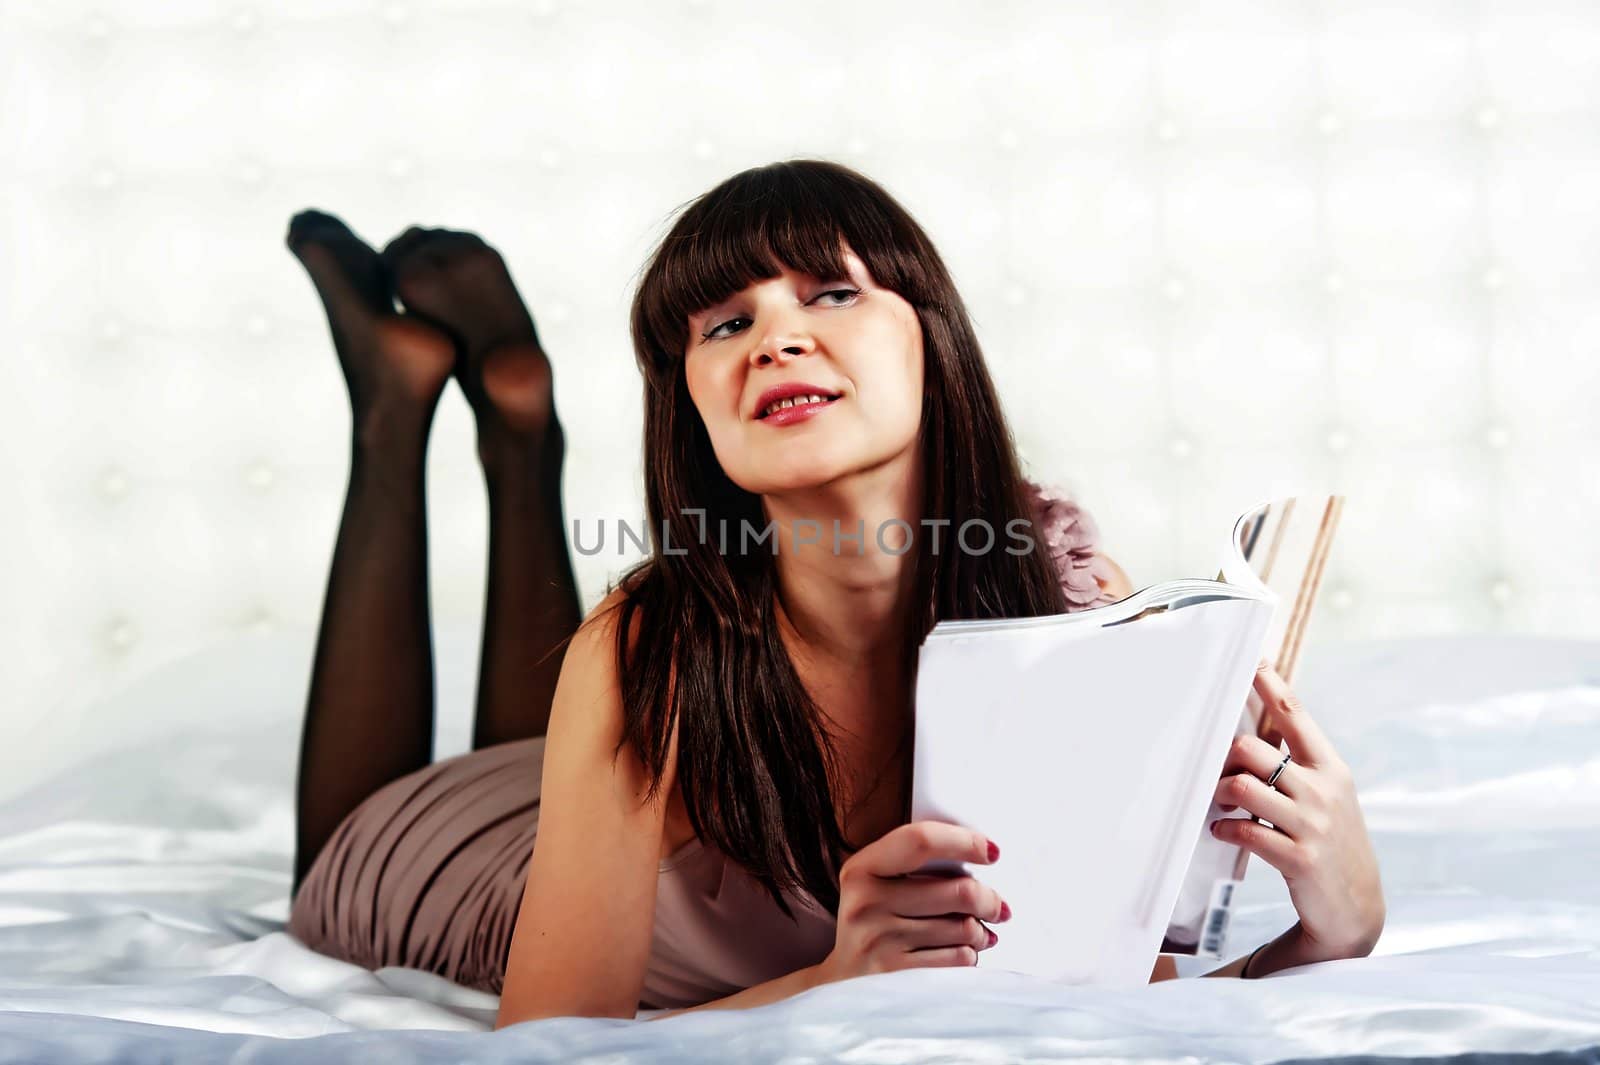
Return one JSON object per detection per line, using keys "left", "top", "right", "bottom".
{"left": 287, "top": 482, "right": 1117, "bottom": 1009}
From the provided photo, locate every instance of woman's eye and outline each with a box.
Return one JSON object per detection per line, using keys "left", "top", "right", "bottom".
{"left": 700, "top": 287, "right": 862, "bottom": 341}
{"left": 701, "top": 317, "right": 747, "bottom": 341}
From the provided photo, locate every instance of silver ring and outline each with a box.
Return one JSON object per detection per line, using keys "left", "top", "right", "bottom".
{"left": 1265, "top": 752, "right": 1292, "bottom": 789}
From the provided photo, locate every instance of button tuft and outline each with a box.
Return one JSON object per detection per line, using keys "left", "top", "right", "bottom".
{"left": 105, "top": 617, "right": 139, "bottom": 652}
{"left": 240, "top": 605, "right": 275, "bottom": 632}
{"left": 246, "top": 460, "right": 276, "bottom": 491}
{"left": 99, "top": 467, "right": 130, "bottom": 501}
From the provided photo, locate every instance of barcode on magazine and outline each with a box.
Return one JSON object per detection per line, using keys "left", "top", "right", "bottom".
{"left": 1199, "top": 879, "right": 1242, "bottom": 957}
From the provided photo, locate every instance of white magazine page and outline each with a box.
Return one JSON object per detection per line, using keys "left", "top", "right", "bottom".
{"left": 1163, "top": 502, "right": 1282, "bottom": 953}
{"left": 911, "top": 595, "right": 1273, "bottom": 987}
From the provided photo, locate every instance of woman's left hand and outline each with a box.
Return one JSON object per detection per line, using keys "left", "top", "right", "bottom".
{"left": 1209, "top": 660, "right": 1386, "bottom": 966}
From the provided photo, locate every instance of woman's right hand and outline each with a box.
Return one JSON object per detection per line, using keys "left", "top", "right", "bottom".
{"left": 814, "top": 821, "right": 1010, "bottom": 986}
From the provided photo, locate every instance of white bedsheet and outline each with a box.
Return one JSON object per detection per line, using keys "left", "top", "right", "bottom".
{"left": 1, "top": 632, "right": 1598, "bottom": 1062}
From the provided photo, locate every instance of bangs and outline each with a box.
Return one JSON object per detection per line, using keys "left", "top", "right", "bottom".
{"left": 635, "top": 164, "right": 897, "bottom": 372}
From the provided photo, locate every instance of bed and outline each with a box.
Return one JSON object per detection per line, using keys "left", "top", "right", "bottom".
{"left": 1, "top": 628, "right": 1597, "bottom": 1063}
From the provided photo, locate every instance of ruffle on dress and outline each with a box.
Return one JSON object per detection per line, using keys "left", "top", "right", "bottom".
{"left": 1021, "top": 478, "right": 1121, "bottom": 611}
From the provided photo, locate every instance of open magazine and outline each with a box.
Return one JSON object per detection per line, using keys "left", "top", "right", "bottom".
{"left": 909, "top": 494, "right": 1343, "bottom": 987}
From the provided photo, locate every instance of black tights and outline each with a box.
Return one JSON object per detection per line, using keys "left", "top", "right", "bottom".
{"left": 285, "top": 211, "right": 581, "bottom": 901}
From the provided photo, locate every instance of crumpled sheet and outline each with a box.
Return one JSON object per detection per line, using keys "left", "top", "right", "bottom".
{"left": 0, "top": 632, "right": 1597, "bottom": 1063}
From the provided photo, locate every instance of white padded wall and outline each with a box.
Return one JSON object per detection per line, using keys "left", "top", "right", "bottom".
{"left": 3, "top": 1, "right": 1598, "bottom": 794}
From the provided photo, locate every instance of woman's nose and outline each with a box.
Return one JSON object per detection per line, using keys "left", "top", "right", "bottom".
{"left": 751, "top": 342, "right": 809, "bottom": 367}
{"left": 748, "top": 301, "right": 817, "bottom": 366}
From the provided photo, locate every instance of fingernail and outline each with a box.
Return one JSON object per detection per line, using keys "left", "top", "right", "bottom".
{"left": 987, "top": 840, "right": 1000, "bottom": 862}
{"left": 1210, "top": 819, "right": 1222, "bottom": 834}
{"left": 986, "top": 929, "right": 999, "bottom": 947}
{"left": 998, "top": 900, "right": 1012, "bottom": 922}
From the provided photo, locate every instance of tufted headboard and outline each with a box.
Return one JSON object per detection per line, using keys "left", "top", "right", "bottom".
{"left": 4, "top": 1, "right": 1598, "bottom": 799}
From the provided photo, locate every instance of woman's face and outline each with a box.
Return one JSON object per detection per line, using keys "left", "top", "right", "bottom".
{"left": 683, "top": 246, "right": 924, "bottom": 496}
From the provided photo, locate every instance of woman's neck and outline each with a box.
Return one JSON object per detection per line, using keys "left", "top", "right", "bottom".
{"left": 762, "top": 451, "right": 924, "bottom": 836}
{"left": 764, "top": 452, "right": 922, "bottom": 709}
{"left": 768, "top": 460, "right": 919, "bottom": 651}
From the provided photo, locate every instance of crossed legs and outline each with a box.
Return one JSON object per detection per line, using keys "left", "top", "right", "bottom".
{"left": 285, "top": 211, "right": 581, "bottom": 900}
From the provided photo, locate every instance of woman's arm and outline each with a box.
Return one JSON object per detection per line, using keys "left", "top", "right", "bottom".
{"left": 495, "top": 589, "right": 677, "bottom": 1027}
{"left": 1198, "top": 920, "right": 1347, "bottom": 980}
{"left": 648, "top": 932, "right": 1186, "bottom": 1004}
{"left": 651, "top": 821, "right": 1008, "bottom": 1016}
{"left": 646, "top": 964, "right": 824, "bottom": 1020}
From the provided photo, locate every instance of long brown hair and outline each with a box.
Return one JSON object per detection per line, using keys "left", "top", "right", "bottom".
{"left": 605, "top": 159, "right": 1066, "bottom": 918}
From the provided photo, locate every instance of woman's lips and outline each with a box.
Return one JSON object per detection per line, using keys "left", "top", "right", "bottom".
{"left": 757, "top": 395, "right": 841, "bottom": 427}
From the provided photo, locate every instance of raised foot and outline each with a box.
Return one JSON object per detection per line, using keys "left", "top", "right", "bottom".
{"left": 480, "top": 343, "right": 556, "bottom": 436}
{"left": 379, "top": 226, "right": 558, "bottom": 447}
{"left": 286, "top": 209, "right": 455, "bottom": 418}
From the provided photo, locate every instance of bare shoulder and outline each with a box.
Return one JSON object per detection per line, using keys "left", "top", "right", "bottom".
{"left": 549, "top": 579, "right": 678, "bottom": 796}
{"left": 1095, "top": 551, "right": 1136, "bottom": 601}
{"left": 544, "top": 585, "right": 635, "bottom": 753}
{"left": 574, "top": 582, "right": 637, "bottom": 651}
{"left": 557, "top": 583, "right": 654, "bottom": 694}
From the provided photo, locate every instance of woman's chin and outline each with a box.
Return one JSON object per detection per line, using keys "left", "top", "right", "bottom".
{"left": 730, "top": 437, "right": 914, "bottom": 498}
{"left": 749, "top": 470, "right": 847, "bottom": 496}
{"left": 749, "top": 452, "right": 913, "bottom": 498}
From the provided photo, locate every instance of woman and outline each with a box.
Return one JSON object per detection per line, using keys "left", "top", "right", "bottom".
{"left": 284, "top": 160, "right": 1384, "bottom": 1027}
